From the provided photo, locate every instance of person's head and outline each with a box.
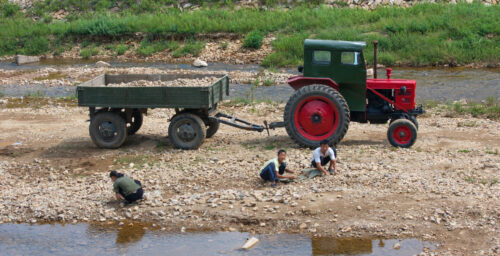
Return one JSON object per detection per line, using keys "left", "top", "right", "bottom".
{"left": 277, "top": 149, "right": 287, "bottom": 162}
{"left": 109, "top": 170, "right": 123, "bottom": 182}
{"left": 319, "top": 140, "right": 330, "bottom": 153}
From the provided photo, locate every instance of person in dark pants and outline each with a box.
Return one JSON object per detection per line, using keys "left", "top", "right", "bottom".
{"left": 110, "top": 170, "right": 143, "bottom": 205}
{"left": 259, "top": 149, "right": 297, "bottom": 187}
{"left": 311, "top": 140, "right": 338, "bottom": 176}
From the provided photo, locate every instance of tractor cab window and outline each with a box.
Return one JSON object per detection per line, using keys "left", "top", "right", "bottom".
{"left": 341, "top": 51, "right": 360, "bottom": 65}
{"left": 312, "top": 51, "right": 331, "bottom": 65}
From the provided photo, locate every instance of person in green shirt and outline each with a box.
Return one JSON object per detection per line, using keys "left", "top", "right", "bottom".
{"left": 110, "top": 170, "right": 143, "bottom": 205}
{"left": 259, "top": 149, "right": 297, "bottom": 188}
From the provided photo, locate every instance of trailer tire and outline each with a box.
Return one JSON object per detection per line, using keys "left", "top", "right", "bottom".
{"left": 205, "top": 117, "right": 220, "bottom": 139}
{"left": 387, "top": 119, "right": 417, "bottom": 148}
{"left": 89, "top": 112, "right": 127, "bottom": 149}
{"left": 127, "top": 109, "right": 143, "bottom": 135}
{"left": 168, "top": 113, "right": 206, "bottom": 149}
{"left": 284, "top": 84, "right": 350, "bottom": 148}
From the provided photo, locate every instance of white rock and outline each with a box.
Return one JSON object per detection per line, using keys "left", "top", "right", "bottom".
{"left": 95, "top": 61, "right": 110, "bottom": 68}
{"left": 192, "top": 58, "right": 208, "bottom": 68}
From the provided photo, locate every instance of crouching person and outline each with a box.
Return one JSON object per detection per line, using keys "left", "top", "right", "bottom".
{"left": 110, "top": 170, "right": 143, "bottom": 205}
{"left": 311, "top": 140, "right": 338, "bottom": 176}
{"left": 259, "top": 149, "right": 297, "bottom": 187}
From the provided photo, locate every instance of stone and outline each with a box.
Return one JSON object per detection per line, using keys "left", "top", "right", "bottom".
{"left": 393, "top": 242, "right": 401, "bottom": 249}
{"left": 299, "top": 223, "right": 307, "bottom": 229}
{"left": 15, "top": 55, "right": 39, "bottom": 65}
{"left": 192, "top": 58, "right": 208, "bottom": 68}
{"left": 95, "top": 61, "right": 110, "bottom": 68}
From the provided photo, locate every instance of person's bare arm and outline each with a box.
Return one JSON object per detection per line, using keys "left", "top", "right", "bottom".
{"left": 115, "top": 193, "right": 123, "bottom": 200}
{"left": 276, "top": 171, "right": 297, "bottom": 179}
{"left": 316, "top": 162, "right": 330, "bottom": 176}
{"left": 285, "top": 168, "right": 295, "bottom": 174}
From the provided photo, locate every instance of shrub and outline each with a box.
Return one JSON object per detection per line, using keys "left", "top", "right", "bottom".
{"left": 1, "top": 1, "right": 20, "bottom": 17}
{"left": 80, "top": 47, "right": 99, "bottom": 59}
{"left": 114, "top": 44, "right": 129, "bottom": 55}
{"left": 22, "top": 37, "right": 50, "bottom": 55}
{"left": 243, "top": 30, "right": 264, "bottom": 49}
{"left": 172, "top": 41, "right": 205, "bottom": 57}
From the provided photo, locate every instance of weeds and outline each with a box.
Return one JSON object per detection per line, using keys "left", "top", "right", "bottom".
{"left": 172, "top": 40, "right": 205, "bottom": 57}
{"left": 24, "top": 90, "right": 45, "bottom": 98}
{"left": 243, "top": 30, "right": 264, "bottom": 49}
{"left": 80, "top": 47, "right": 99, "bottom": 59}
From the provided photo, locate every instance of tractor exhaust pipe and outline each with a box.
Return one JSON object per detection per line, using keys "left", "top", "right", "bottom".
{"left": 373, "top": 41, "right": 378, "bottom": 79}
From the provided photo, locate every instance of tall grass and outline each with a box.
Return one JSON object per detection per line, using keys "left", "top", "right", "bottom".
{"left": 0, "top": 3, "right": 498, "bottom": 67}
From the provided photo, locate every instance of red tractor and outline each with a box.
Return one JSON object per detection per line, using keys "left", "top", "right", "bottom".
{"left": 271, "top": 39, "right": 424, "bottom": 148}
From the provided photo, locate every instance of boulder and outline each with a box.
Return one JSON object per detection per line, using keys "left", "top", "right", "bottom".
{"left": 95, "top": 61, "right": 110, "bottom": 68}
{"left": 15, "top": 55, "right": 39, "bottom": 65}
{"left": 192, "top": 58, "right": 208, "bottom": 68}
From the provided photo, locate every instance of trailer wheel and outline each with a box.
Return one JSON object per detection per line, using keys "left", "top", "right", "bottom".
{"left": 387, "top": 119, "right": 417, "bottom": 148}
{"left": 89, "top": 112, "right": 127, "bottom": 149}
{"left": 127, "top": 109, "right": 143, "bottom": 135}
{"left": 284, "top": 84, "right": 350, "bottom": 148}
{"left": 168, "top": 113, "right": 206, "bottom": 149}
{"left": 206, "top": 117, "right": 220, "bottom": 139}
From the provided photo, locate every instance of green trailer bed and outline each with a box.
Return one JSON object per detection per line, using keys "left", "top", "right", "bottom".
{"left": 77, "top": 73, "right": 229, "bottom": 109}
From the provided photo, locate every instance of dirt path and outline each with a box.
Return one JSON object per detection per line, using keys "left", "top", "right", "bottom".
{"left": 0, "top": 102, "right": 499, "bottom": 255}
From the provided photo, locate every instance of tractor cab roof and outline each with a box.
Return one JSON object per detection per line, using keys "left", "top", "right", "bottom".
{"left": 304, "top": 39, "right": 366, "bottom": 52}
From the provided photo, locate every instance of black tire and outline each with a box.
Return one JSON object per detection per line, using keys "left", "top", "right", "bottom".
{"left": 390, "top": 115, "right": 419, "bottom": 130}
{"left": 284, "top": 84, "right": 350, "bottom": 148}
{"left": 89, "top": 112, "right": 127, "bottom": 149}
{"left": 168, "top": 113, "right": 206, "bottom": 149}
{"left": 387, "top": 119, "right": 417, "bottom": 148}
{"left": 205, "top": 117, "right": 220, "bottom": 139}
{"left": 127, "top": 109, "right": 143, "bottom": 135}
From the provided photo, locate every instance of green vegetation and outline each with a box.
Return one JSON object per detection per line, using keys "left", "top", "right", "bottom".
{"left": 24, "top": 90, "right": 46, "bottom": 98}
{"left": 114, "top": 154, "right": 153, "bottom": 166}
{"left": 0, "top": 90, "right": 4, "bottom": 98}
{"left": 172, "top": 40, "right": 205, "bottom": 57}
{"left": 243, "top": 30, "right": 264, "bottom": 49}
{"left": 136, "top": 40, "right": 179, "bottom": 56}
{"left": 80, "top": 47, "right": 99, "bottom": 59}
{"left": 0, "top": 3, "right": 498, "bottom": 67}
{"left": 423, "top": 97, "right": 500, "bottom": 120}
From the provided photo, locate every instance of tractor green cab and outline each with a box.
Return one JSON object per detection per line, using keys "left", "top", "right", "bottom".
{"left": 284, "top": 39, "right": 424, "bottom": 148}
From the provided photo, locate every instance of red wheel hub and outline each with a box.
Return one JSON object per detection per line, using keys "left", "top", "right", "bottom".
{"left": 294, "top": 96, "right": 339, "bottom": 140}
{"left": 393, "top": 125, "right": 412, "bottom": 144}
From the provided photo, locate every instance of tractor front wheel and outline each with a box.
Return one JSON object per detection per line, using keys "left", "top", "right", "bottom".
{"left": 387, "top": 119, "right": 417, "bottom": 148}
{"left": 284, "top": 84, "right": 350, "bottom": 148}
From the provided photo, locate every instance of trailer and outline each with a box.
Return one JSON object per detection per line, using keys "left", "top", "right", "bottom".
{"left": 77, "top": 73, "right": 265, "bottom": 150}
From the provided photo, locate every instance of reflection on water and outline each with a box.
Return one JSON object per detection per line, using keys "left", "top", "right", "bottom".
{"left": 0, "top": 222, "right": 435, "bottom": 256}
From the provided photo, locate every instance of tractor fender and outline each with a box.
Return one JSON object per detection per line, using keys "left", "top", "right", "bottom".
{"left": 287, "top": 75, "right": 339, "bottom": 91}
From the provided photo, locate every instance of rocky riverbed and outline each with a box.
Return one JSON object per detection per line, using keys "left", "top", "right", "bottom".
{"left": 0, "top": 100, "right": 499, "bottom": 255}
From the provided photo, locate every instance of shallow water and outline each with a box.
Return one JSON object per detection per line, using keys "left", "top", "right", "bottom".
{"left": 0, "top": 60, "right": 498, "bottom": 102}
{"left": 0, "top": 222, "right": 435, "bottom": 256}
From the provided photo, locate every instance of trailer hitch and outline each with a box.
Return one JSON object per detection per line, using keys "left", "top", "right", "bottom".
{"left": 213, "top": 112, "right": 265, "bottom": 132}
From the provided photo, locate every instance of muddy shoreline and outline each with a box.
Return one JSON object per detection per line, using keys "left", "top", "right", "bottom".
{"left": 0, "top": 101, "right": 499, "bottom": 255}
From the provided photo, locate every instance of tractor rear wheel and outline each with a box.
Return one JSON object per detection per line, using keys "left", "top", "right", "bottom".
{"left": 284, "top": 84, "right": 350, "bottom": 148}
{"left": 387, "top": 119, "right": 417, "bottom": 148}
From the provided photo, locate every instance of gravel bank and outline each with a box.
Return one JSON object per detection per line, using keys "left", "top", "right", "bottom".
{"left": 0, "top": 102, "right": 499, "bottom": 255}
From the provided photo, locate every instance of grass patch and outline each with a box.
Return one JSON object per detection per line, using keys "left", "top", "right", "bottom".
{"left": 34, "top": 72, "right": 66, "bottom": 81}
{"left": 172, "top": 40, "right": 205, "bottom": 58}
{"left": 136, "top": 40, "right": 179, "bottom": 57}
{"left": 446, "top": 98, "right": 500, "bottom": 119}
{"left": 24, "top": 90, "right": 45, "bottom": 98}
{"left": 114, "top": 44, "right": 130, "bottom": 55}
{"left": 243, "top": 30, "right": 264, "bottom": 49}
{"left": 80, "top": 47, "right": 99, "bottom": 59}
{"left": 458, "top": 149, "right": 471, "bottom": 153}
{"left": 485, "top": 149, "right": 498, "bottom": 155}
{"left": 114, "top": 154, "right": 153, "bottom": 166}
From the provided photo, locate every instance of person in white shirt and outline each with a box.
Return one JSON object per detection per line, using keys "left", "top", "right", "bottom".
{"left": 311, "top": 140, "right": 338, "bottom": 176}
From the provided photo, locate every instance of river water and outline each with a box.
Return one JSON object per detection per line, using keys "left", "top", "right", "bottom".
{"left": 0, "top": 60, "right": 499, "bottom": 102}
{"left": 0, "top": 222, "right": 435, "bottom": 256}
